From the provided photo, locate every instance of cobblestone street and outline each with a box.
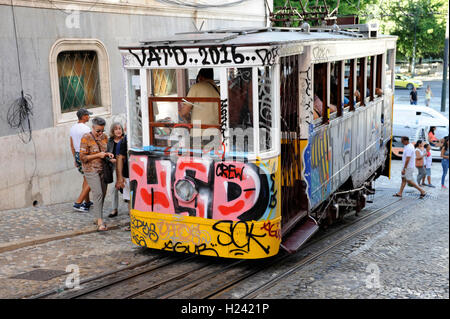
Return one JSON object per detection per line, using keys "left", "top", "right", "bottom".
{"left": 223, "top": 159, "right": 449, "bottom": 299}
{"left": 0, "top": 159, "right": 448, "bottom": 299}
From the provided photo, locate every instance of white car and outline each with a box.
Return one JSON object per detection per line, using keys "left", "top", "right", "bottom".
{"left": 392, "top": 104, "right": 449, "bottom": 160}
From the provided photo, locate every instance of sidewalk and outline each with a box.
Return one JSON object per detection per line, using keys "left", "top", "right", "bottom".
{"left": 0, "top": 196, "right": 130, "bottom": 254}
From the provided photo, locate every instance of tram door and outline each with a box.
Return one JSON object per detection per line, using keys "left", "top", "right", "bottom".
{"left": 279, "top": 55, "right": 309, "bottom": 231}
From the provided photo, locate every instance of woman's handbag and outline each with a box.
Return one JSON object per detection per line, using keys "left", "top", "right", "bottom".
{"left": 103, "top": 159, "right": 114, "bottom": 184}
{"left": 91, "top": 133, "right": 114, "bottom": 184}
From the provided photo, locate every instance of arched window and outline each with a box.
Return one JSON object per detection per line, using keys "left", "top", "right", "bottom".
{"left": 49, "top": 39, "right": 111, "bottom": 125}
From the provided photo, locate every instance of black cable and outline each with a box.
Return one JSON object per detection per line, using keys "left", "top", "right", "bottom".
{"left": 8, "top": 0, "right": 33, "bottom": 144}
{"left": 10, "top": 0, "right": 23, "bottom": 91}
{"left": 7, "top": 91, "right": 33, "bottom": 143}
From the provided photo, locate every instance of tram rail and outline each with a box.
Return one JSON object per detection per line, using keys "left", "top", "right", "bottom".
{"left": 30, "top": 189, "right": 412, "bottom": 299}
{"left": 167, "top": 196, "right": 407, "bottom": 299}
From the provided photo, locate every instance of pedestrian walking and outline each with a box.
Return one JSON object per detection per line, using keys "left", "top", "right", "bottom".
{"left": 415, "top": 140, "right": 427, "bottom": 186}
{"left": 69, "top": 108, "right": 93, "bottom": 212}
{"left": 425, "top": 85, "right": 433, "bottom": 106}
{"left": 106, "top": 122, "right": 124, "bottom": 218}
{"left": 441, "top": 138, "right": 449, "bottom": 189}
{"left": 79, "top": 117, "right": 114, "bottom": 231}
{"left": 410, "top": 87, "right": 418, "bottom": 105}
{"left": 393, "top": 136, "right": 426, "bottom": 198}
{"left": 422, "top": 144, "right": 435, "bottom": 187}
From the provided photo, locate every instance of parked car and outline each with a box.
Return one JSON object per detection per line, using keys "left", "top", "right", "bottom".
{"left": 394, "top": 74, "right": 423, "bottom": 90}
{"left": 392, "top": 104, "right": 449, "bottom": 160}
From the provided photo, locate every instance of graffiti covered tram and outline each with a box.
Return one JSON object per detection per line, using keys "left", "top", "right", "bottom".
{"left": 118, "top": 23, "right": 397, "bottom": 259}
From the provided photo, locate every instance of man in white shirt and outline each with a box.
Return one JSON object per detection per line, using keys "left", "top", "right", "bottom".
{"left": 394, "top": 136, "right": 426, "bottom": 198}
{"left": 69, "top": 108, "right": 93, "bottom": 212}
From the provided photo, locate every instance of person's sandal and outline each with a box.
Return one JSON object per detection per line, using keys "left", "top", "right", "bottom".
{"left": 393, "top": 193, "right": 402, "bottom": 198}
{"left": 97, "top": 224, "right": 108, "bottom": 231}
{"left": 419, "top": 193, "right": 427, "bottom": 199}
{"left": 108, "top": 211, "right": 118, "bottom": 218}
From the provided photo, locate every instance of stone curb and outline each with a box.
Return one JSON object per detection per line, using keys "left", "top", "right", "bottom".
{"left": 0, "top": 221, "right": 130, "bottom": 254}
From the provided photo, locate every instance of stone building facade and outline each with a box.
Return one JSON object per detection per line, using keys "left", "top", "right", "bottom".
{"left": 0, "top": 0, "right": 270, "bottom": 210}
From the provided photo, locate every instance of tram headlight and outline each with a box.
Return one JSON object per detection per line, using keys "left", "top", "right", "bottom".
{"left": 174, "top": 178, "right": 198, "bottom": 202}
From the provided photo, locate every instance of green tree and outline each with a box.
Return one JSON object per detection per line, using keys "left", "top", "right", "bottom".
{"left": 271, "top": 1, "right": 447, "bottom": 63}
{"left": 385, "top": 0, "right": 447, "bottom": 64}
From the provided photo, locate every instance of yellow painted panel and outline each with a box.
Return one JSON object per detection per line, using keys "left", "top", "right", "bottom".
{"left": 130, "top": 210, "right": 281, "bottom": 259}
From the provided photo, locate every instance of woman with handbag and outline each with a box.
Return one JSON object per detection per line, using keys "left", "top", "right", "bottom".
{"left": 414, "top": 140, "right": 426, "bottom": 186}
{"left": 79, "top": 117, "right": 114, "bottom": 231}
{"left": 106, "top": 122, "right": 124, "bottom": 218}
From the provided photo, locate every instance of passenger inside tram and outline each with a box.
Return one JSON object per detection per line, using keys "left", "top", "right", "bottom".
{"left": 355, "top": 89, "right": 361, "bottom": 103}
{"left": 313, "top": 94, "right": 323, "bottom": 120}
{"left": 313, "top": 63, "right": 338, "bottom": 121}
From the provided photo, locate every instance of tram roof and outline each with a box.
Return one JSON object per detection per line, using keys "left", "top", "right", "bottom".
{"left": 118, "top": 26, "right": 396, "bottom": 49}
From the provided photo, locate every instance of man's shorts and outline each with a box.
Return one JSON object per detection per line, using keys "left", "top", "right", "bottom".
{"left": 401, "top": 167, "right": 414, "bottom": 181}
{"left": 426, "top": 168, "right": 431, "bottom": 177}
{"left": 75, "top": 152, "right": 84, "bottom": 174}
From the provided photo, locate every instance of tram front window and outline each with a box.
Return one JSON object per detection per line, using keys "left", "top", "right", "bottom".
{"left": 228, "top": 67, "right": 254, "bottom": 153}
{"left": 149, "top": 68, "right": 221, "bottom": 149}
{"left": 147, "top": 66, "right": 273, "bottom": 157}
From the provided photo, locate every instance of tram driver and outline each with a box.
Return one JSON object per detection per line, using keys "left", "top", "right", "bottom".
{"left": 182, "top": 68, "right": 220, "bottom": 126}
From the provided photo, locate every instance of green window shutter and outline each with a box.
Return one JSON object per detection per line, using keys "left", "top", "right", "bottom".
{"left": 59, "top": 76, "right": 86, "bottom": 112}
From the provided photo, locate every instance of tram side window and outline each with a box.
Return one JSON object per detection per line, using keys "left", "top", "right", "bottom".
{"left": 367, "top": 56, "right": 374, "bottom": 101}
{"left": 258, "top": 66, "right": 273, "bottom": 152}
{"left": 356, "top": 57, "right": 365, "bottom": 107}
{"left": 313, "top": 63, "right": 327, "bottom": 123}
{"left": 329, "top": 61, "right": 342, "bottom": 117}
{"left": 344, "top": 59, "right": 354, "bottom": 110}
{"left": 228, "top": 67, "right": 254, "bottom": 153}
{"left": 375, "top": 54, "right": 383, "bottom": 97}
{"left": 127, "top": 69, "right": 142, "bottom": 149}
{"left": 385, "top": 49, "right": 395, "bottom": 90}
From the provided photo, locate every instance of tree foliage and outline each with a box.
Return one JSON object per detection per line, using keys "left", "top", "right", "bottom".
{"left": 271, "top": 0, "right": 448, "bottom": 59}
{"left": 385, "top": 0, "right": 447, "bottom": 60}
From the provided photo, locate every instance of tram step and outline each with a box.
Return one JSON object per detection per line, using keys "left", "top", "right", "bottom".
{"left": 281, "top": 217, "right": 319, "bottom": 254}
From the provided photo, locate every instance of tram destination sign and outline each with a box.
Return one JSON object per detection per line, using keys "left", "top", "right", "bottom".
{"left": 121, "top": 45, "right": 279, "bottom": 68}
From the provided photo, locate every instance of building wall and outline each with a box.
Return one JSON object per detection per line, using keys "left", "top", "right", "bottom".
{"left": 0, "top": 1, "right": 268, "bottom": 210}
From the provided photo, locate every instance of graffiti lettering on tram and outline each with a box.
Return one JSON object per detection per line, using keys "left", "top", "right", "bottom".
{"left": 162, "top": 240, "right": 220, "bottom": 257}
{"left": 130, "top": 155, "right": 278, "bottom": 222}
{"left": 212, "top": 220, "right": 271, "bottom": 256}
{"left": 127, "top": 45, "right": 278, "bottom": 67}
{"left": 260, "top": 220, "right": 281, "bottom": 239}
{"left": 156, "top": 220, "right": 212, "bottom": 246}
{"left": 130, "top": 215, "right": 159, "bottom": 242}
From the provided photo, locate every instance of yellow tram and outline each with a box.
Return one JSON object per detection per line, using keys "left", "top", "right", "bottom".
{"left": 119, "top": 21, "right": 397, "bottom": 259}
